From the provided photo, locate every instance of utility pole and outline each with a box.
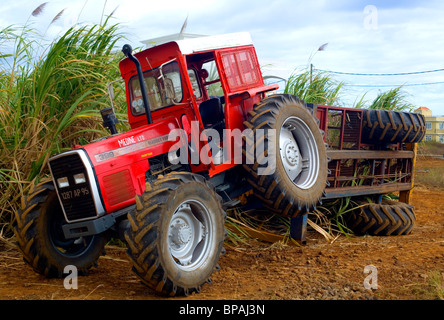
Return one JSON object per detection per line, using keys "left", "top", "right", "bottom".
{"left": 310, "top": 63, "right": 313, "bottom": 84}
{"left": 308, "top": 43, "right": 328, "bottom": 85}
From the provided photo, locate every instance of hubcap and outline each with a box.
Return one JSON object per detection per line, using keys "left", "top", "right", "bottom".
{"left": 167, "top": 200, "right": 212, "bottom": 271}
{"left": 279, "top": 116, "right": 320, "bottom": 189}
{"left": 283, "top": 138, "right": 301, "bottom": 169}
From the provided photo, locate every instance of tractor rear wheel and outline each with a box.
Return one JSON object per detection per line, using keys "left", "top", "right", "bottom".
{"left": 13, "top": 179, "right": 108, "bottom": 277}
{"left": 125, "top": 172, "right": 226, "bottom": 296}
{"left": 346, "top": 200, "right": 416, "bottom": 236}
{"left": 243, "top": 94, "right": 328, "bottom": 217}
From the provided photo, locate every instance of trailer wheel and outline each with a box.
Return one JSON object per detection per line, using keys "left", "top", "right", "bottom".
{"left": 243, "top": 94, "right": 328, "bottom": 216}
{"left": 125, "top": 172, "right": 226, "bottom": 296}
{"left": 13, "top": 179, "right": 107, "bottom": 277}
{"left": 346, "top": 200, "right": 416, "bottom": 236}
{"left": 361, "top": 109, "right": 426, "bottom": 144}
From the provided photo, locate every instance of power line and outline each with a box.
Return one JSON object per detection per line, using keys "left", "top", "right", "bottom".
{"left": 343, "top": 81, "right": 444, "bottom": 88}
{"left": 315, "top": 68, "right": 444, "bottom": 76}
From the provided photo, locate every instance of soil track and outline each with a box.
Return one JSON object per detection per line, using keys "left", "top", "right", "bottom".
{"left": 0, "top": 157, "right": 443, "bottom": 300}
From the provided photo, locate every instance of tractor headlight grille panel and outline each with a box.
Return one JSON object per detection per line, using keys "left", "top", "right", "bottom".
{"left": 49, "top": 150, "right": 105, "bottom": 222}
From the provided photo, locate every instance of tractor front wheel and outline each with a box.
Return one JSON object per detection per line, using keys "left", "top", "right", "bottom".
{"left": 125, "top": 172, "right": 226, "bottom": 296}
{"left": 13, "top": 179, "right": 108, "bottom": 277}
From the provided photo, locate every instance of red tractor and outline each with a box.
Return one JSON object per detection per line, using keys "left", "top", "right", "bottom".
{"left": 14, "top": 32, "right": 425, "bottom": 296}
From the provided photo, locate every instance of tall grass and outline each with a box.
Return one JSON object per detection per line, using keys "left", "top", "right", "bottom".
{"left": 284, "top": 69, "right": 414, "bottom": 112}
{"left": 415, "top": 167, "right": 444, "bottom": 189}
{"left": 0, "top": 9, "right": 126, "bottom": 236}
{"left": 418, "top": 141, "right": 444, "bottom": 156}
{"left": 367, "top": 87, "right": 414, "bottom": 111}
{"left": 284, "top": 68, "right": 343, "bottom": 106}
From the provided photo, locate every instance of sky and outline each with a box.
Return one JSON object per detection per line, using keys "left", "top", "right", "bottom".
{"left": 1, "top": 0, "right": 444, "bottom": 115}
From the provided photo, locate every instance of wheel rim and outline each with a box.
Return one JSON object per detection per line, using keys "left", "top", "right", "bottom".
{"left": 279, "top": 116, "right": 320, "bottom": 189}
{"left": 48, "top": 200, "right": 95, "bottom": 258}
{"left": 167, "top": 199, "right": 213, "bottom": 271}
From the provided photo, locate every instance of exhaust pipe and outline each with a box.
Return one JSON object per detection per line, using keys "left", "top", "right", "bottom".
{"left": 122, "top": 44, "right": 153, "bottom": 125}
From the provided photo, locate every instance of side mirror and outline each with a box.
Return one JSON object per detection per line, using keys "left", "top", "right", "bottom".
{"left": 100, "top": 107, "right": 119, "bottom": 135}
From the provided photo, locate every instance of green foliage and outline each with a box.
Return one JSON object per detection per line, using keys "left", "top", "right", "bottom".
{"left": 367, "top": 87, "right": 414, "bottom": 111}
{"left": 415, "top": 166, "right": 444, "bottom": 189}
{"left": 0, "top": 10, "right": 126, "bottom": 232}
{"left": 283, "top": 69, "right": 414, "bottom": 112}
{"left": 429, "top": 271, "right": 444, "bottom": 300}
{"left": 284, "top": 69, "right": 343, "bottom": 106}
{"left": 312, "top": 197, "right": 355, "bottom": 237}
{"left": 418, "top": 141, "right": 444, "bottom": 156}
{"left": 411, "top": 271, "right": 444, "bottom": 300}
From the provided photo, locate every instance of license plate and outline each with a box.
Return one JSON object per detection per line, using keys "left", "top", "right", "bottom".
{"left": 60, "top": 187, "right": 90, "bottom": 200}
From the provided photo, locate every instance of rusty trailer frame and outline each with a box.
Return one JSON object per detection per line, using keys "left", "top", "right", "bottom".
{"left": 290, "top": 105, "right": 418, "bottom": 244}
{"left": 314, "top": 104, "right": 416, "bottom": 204}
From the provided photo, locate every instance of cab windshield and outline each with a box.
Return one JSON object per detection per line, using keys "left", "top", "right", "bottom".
{"left": 129, "top": 61, "right": 182, "bottom": 115}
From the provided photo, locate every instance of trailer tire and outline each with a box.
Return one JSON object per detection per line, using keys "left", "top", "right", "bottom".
{"left": 346, "top": 200, "right": 416, "bottom": 236}
{"left": 125, "top": 172, "right": 226, "bottom": 296}
{"left": 13, "top": 179, "right": 107, "bottom": 277}
{"left": 361, "top": 109, "right": 426, "bottom": 144}
{"left": 243, "top": 94, "right": 328, "bottom": 217}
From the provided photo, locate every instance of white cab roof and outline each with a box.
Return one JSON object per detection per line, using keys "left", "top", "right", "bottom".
{"left": 142, "top": 32, "right": 253, "bottom": 54}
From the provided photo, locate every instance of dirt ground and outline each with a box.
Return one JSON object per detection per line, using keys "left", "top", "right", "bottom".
{"left": 0, "top": 157, "right": 443, "bottom": 301}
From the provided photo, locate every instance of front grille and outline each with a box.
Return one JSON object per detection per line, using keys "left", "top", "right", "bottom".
{"left": 49, "top": 152, "right": 98, "bottom": 221}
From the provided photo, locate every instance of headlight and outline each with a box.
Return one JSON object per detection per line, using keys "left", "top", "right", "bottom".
{"left": 73, "top": 173, "right": 86, "bottom": 184}
{"left": 57, "top": 177, "right": 69, "bottom": 188}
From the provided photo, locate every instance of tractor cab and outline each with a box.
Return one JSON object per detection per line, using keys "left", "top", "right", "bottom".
{"left": 118, "top": 33, "right": 278, "bottom": 174}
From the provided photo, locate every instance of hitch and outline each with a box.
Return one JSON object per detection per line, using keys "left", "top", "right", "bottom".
{"left": 122, "top": 44, "right": 153, "bottom": 125}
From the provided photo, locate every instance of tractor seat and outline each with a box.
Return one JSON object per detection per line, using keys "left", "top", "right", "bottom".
{"left": 199, "top": 97, "right": 225, "bottom": 132}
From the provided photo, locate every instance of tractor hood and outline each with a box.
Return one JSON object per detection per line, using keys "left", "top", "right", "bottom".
{"left": 52, "top": 116, "right": 184, "bottom": 216}
{"left": 81, "top": 116, "right": 182, "bottom": 170}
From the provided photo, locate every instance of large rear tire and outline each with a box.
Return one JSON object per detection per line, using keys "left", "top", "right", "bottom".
{"left": 346, "top": 200, "right": 416, "bottom": 236}
{"left": 13, "top": 179, "right": 108, "bottom": 277}
{"left": 243, "top": 94, "right": 328, "bottom": 217}
{"left": 361, "top": 109, "right": 426, "bottom": 144}
{"left": 125, "top": 172, "right": 226, "bottom": 296}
